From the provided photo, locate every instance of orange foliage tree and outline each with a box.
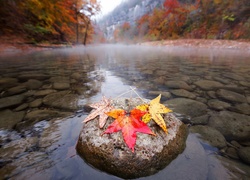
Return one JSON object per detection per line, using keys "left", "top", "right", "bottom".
{"left": 137, "top": 14, "right": 150, "bottom": 40}
{"left": 163, "top": 0, "right": 193, "bottom": 38}
{"left": 0, "top": 0, "right": 100, "bottom": 43}
{"left": 188, "top": 0, "right": 250, "bottom": 39}
{"left": 113, "top": 22, "right": 135, "bottom": 43}
{"left": 136, "top": 0, "right": 198, "bottom": 40}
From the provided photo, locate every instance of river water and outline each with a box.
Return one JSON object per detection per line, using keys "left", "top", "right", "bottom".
{"left": 0, "top": 45, "right": 250, "bottom": 179}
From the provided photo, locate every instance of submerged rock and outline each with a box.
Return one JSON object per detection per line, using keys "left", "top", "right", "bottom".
{"left": 76, "top": 98, "right": 188, "bottom": 179}
{"left": 34, "top": 89, "right": 57, "bottom": 97}
{"left": 42, "top": 91, "right": 79, "bottom": 110}
{"left": 190, "top": 115, "right": 209, "bottom": 125}
{"left": 148, "top": 91, "right": 171, "bottom": 99}
{"left": 165, "top": 98, "right": 207, "bottom": 118}
{"left": 0, "top": 95, "right": 25, "bottom": 109}
{"left": 170, "top": 89, "right": 196, "bottom": 99}
{"left": 194, "top": 80, "right": 223, "bottom": 90}
{"left": 207, "top": 99, "right": 231, "bottom": 110}
{"left": 5, "top": 85, "right": 27, "bottom": 96}
{"left": 238, "top": 147, "right": 250, "bottom": 165}
{"left": 189, "top": 125, "right": 227, "bottom": 149}
{"left": 208, "top": 111, "right": 250, "bottom": 141}
{"left": 230, "top": 103, "right": 250, "bottom": 115}
{"left": 53, "top": 82, "right": 70, "bottom": 90}
{"left": 165, "top": 81, "right": 192, "bottom": 91}
{"left": 0, "top": 137, "right": 38, "bottom": 161}
{"left": 15, "top": 109, "right": 71, "bottom": 131}
{"left": 0, "top": 151, "right": 49, "bottom": 179}
{"left": 29, "top": 98, "right": 42, "bottom": 108}
{"left": 49, "top": 76, "right": 70, "bottom": 83}
{"left": 18, "top": 74, "right": 49, "bottom": 81}
{"left": 23, "top": 79, "right": 43, "bottom": 90}
{"left": 0, "top": 109, "right": 25, "bottom": 129}
{"left": 0, "top": 77, "right": 19, "bottom": 89}
{"left": 216, "top": 89, "right": 246, "bottom": 103}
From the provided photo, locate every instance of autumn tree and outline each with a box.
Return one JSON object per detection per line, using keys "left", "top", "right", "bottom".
{"left": 113, "top": 22, "right": 137, "bottom": 43}
{"left": 121, "top": 22, "right": 131, "bottom": 31}
{"left": 147, "top": 8, "right": 167, "bottom": 40}
{"left": 113, "top": 28, "right": 121, "bottom": 42}
{"left": 18, "top": 0, "right": 77, "bottom": 42}
{"left": 0, "top": 0, "right": 100, "bottom": 44}
{"left": 190, "top": 0, "right": 250, "bottom": 39}
{"left": 0, "top": 0, "right": 25, "bottom": 34}
{"left": 163, "top": 0, "right": 193, "bottom": 38}
{"left": 75, "top": 0, "right": 100, "bottom": 45}
{"left": 120, "top": 22, "right": 132, "bottom": 41}
{"left": 137, "top": 14, "right": 150, "bottom": 39}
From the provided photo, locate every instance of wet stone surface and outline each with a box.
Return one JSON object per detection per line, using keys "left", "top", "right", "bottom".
{"left": 76, "top": 98, "right": 188, "bottom": 179}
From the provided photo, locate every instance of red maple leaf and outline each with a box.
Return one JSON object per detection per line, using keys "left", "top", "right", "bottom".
{"left": 103, "top": 109, "right": 156, "bottom": 152}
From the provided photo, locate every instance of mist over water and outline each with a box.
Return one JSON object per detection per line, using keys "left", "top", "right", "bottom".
{"left": 0, "top": 45, "right": 250, "bottom": 179}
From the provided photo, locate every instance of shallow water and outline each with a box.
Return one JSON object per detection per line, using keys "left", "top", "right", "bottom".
{"left": 0, "top": 45, "right": 250, "bottom": 179}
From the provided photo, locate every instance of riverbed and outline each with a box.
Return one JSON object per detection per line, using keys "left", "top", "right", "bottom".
{"left": 0, "top": 45, "right": 250, "bottom": 179}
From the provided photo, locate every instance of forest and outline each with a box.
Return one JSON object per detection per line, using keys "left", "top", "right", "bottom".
{"left": 0, "top": 0, "right": 250, "bottom": 44}
{"left": 0, "top": 0, "right": 100, "bottom": 44}
{"left": 113, "top": 0, "right": 250, "bottom": 42}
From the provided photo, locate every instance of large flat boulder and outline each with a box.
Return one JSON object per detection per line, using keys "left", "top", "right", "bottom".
{"left": 76, "top": 98, "right": 188, "bottom": 179}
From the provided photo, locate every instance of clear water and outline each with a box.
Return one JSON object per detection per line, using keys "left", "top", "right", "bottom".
{"left": 0, "top": 45, "right": 249, "bottom": 179}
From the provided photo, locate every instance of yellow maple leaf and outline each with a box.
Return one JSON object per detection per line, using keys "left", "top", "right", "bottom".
{"left": 138, "top": 94, "right": 172, "bottom": 134}
{"left": 136, "top": 104, "right": 151, "bottom": 123}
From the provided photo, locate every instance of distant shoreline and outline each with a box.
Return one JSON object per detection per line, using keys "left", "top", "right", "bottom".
{"left": 141, "top": 39, "right": 250, "bottom": 51}
{"left": 1, "top": 35, "right": 250, "bottom": 56}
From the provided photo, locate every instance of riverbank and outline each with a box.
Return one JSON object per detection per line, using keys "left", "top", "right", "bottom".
{"left": 141, "top": 39, "right": 250, "bottom": 50}
{"left": 1, "top": 35, "right": 250, "bottom": 56}
{"left": 0, "top": 35, "right": 72, "bottom": 56}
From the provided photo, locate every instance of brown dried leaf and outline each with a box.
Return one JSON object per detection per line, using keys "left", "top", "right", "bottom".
{"left": 83, "top": 96, "right": 114, "bottom": 128}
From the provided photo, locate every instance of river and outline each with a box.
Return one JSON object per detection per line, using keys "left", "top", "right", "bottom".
{"left": 0, "top": 45, "right": 250, "bottom": 179}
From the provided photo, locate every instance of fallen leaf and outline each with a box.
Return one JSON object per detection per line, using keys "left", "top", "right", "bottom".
{"left": 149, "top": 94, "right": 172, "bottom": 134}
{"left": 103, "top": 108, "right": 155, "bottom": 152}
{"left": 83, "top": 96, "right": 114, "bottom": 128}
{"left": 136, "top": 104, "right": 151, "bottom": 123}
{"left": 136, "top": 94, "right": 172, "bottom": 134}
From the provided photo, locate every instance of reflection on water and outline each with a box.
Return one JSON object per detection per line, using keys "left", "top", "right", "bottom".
{"left": 0, "top": 45, "right": 250, "bottom": 179}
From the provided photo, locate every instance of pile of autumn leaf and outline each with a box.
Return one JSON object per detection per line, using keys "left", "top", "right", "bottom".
{"left": 83, "top": 94, "right": 172, "bottom": 152}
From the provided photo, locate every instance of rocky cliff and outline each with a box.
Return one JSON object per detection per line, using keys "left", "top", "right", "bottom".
{"left": 98, "top": 0, "right": 165, "bottom": 40}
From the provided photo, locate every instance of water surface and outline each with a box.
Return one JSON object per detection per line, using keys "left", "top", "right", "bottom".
{"left": 0, "top": 45, "right": 250, "bottom": 179}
